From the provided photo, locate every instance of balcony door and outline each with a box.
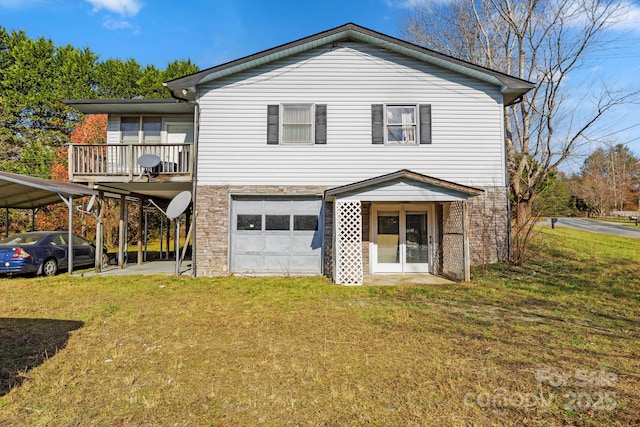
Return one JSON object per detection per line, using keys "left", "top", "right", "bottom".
{"left": 166, "top": 124, "right": 194, "bottom": 173}
{"left": 372, "top": 204, "right": 433, "bottom": 273}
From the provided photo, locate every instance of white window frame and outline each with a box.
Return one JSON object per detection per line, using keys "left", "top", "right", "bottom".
{"left": 384, "top": 105, "right": 418, "bottom": 145}
{"left": 280, "top": 104, "right": 315, "bottom": 145}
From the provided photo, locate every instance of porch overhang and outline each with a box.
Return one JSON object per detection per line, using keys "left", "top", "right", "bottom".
{"left": 324, "top": 169, "right": 483, "bottom": 202}
{"left": 62, "top": 99, "right": 195, "bottom": 115}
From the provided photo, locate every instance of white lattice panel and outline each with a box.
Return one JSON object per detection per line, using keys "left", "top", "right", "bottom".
{"left": 335, "top": 200, "right": 363, "bottom": 285}
{"left": 442, "top": 201, "right": 465, "bottom": 281}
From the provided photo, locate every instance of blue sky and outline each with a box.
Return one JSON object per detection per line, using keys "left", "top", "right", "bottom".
{"left": 1, "top": 0, "right": 639, "bottom": 163}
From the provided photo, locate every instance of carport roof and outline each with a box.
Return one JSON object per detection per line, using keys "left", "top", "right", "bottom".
{"left": 0, "top": 172, "right": 96, "bottom": 209}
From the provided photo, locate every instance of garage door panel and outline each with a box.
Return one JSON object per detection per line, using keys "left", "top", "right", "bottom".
{"left": 291, "top": 255, "right": 321, "bottom": 272}
{"left": 263, "top": 255, "right": 292, "bottom": 273}
{"left": 234, "top": 199, "right": 264, "bottom": 213}
{"left": 235, "top": 234, "right": 264, "bottom": 252}
{"left": 293, "top": 199, "right": 322, "bottom": 212}
{"left": 264, "top": 234, "right": 293, "bottom": 253}
{"left": 234, "top": 254, "right": 265, "bottom": 273}
{"left": 291, "top": 233, "right": 318, "bottom": 251}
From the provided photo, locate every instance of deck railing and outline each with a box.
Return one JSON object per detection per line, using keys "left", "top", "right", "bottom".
{"left": 69, "top": 143, "right": 192, "bottom": 181}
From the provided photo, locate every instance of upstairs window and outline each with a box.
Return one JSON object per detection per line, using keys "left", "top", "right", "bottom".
{"left": 386, "top": 106, "right": 416, "bottom": 144}
{"left": 282, "top": 104, "right": 312, "bottom": 144}
{"left": 371, "top": 104, "right": 432, "bottom": 145}
{"left": 120, "top": 116, "right": 162, "bottom": 144}
{"left": 267, "top": 104, "right": 327, "bottom": 145}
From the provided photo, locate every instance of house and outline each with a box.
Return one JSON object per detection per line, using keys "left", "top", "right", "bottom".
{"left": 64, "top": 23, "right": 534, "bottom": 284}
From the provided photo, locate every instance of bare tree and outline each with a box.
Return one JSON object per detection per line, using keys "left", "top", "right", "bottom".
{"left": 401, "top": 0, "right": 638, "bottom": 264}
{"left": 572, "top": 143, "right": 640, "bottom": 214}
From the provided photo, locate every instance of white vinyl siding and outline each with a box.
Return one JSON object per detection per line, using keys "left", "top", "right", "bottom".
{"left": 196, "top": 42, "right": 506, "bottom": 188}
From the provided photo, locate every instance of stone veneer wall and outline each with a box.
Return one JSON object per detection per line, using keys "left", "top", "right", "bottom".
{"left": 195, "top": 185, "right": 329, "bottom": 277}
{"left": 466, "top": 186, "right": 510, "bottom": 266}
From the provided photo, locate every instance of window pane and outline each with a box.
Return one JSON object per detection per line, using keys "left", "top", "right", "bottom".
{"left": 282, "top": 125, "right": 311, "bottom": 143}
{"left": 266, "top": 215, "right": 290, "bottom": 231}
{"left": 387, "top": 106, "right": 415, "bottom": 125}
{"left": 294, "top": 215, "right": 318, "bottom": 231}
{"left": 143, "top": 117, "right": 162, "bottom": 143}
{"left": 377, "top": 212, "right": 399, "bottom": 263}
{"left": 387, "top": 125, "right": 416, "bottom": 144}
{"left": 406, "top": 213, "right": 428, "bottom": 263}
{"left": 121, "top": 117, "right": 139, "bottom": 143}
{"left": 283, "top": 105, "right": 311, "bottom": 123}
{"left": 237, "top": 215, "right": 262, "bottom": 231}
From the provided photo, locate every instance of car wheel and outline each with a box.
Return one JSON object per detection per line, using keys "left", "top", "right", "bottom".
{"left": 42, "top": 258, "right": 58, "bottom": 276}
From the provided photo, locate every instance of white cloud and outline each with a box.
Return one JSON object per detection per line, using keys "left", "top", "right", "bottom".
{"left": 102, "top": 18, "right": 132, "bottom": 30}
{"left": 563, "top": 0, "right": 640, "bottom": 34}
{"left": 610, "top": 0, "right": 640, "bottom": 33}
{"left": 85, "top": 0, "right": 142, "bottom": 17}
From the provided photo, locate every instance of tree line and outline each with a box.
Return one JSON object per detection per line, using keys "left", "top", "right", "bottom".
{"left": 537, "top": 145, "right": 640, "bottom": 218}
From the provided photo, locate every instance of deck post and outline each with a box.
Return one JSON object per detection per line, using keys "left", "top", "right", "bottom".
{"left": 118, "top": 194, "right": 125, "bottom": 268}
{"left": 95, "top": 191, "right": 104, "bottom": 273}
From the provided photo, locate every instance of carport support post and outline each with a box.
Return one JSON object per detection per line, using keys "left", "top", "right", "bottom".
{"left": 166, "top": 217, "right": 171, "bottom": 260}
{"left": 95, "top": 191, "right": 104, "bottom": 273}
{"left": 137, "top": 197, "right": 143, "bottom": 265}
{"left": 67, "top": 195, "right": 74, "bottom": 274}
{"left": 5, "top": 208, "right": 8, "bottom": 238}
{"left": 118, "top": 194, "right": 125, "bottom": 268}
{"left": 58, "top": 193, "right": 74, "bottom": 274}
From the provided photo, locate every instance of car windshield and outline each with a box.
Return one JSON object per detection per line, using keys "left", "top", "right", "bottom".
{"left": 0, "top": 233, "right": 48, "bottom": 246}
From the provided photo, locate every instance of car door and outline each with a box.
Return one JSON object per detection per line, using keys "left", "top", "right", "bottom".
{"left": 71, "top": 235, "right": 94, "bottom": 267}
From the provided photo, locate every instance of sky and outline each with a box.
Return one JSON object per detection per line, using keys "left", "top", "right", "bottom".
{"left": 1, "top": 0, "right": 639, "bottom": 166}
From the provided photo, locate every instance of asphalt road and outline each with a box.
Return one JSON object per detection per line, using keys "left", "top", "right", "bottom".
{"left": 549, "top": 217, "right": 640, "bottom": 239}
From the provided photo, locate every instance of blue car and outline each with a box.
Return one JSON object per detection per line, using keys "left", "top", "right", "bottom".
{"left": 0, "top": 231, "right": 108, "bottom": 276}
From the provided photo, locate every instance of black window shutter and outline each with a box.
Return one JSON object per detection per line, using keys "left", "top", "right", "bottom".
{"left": 371, "top": 104, "right": 384, "bottom": 144}
{"left": 419, "top": 104, "right": 432, "bottom": 144}
{"left": 267, "top": 105, "right": 279, "bottom": 145}
{"left": 315, "top": 104, "right": 327, "bottom": 144}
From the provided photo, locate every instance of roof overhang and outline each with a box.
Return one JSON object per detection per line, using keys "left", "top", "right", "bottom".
{"left": 165, "top": 23, "right": 534, "bottom": 105}
{"left": 0, "top": 172, "right": 97, "bottom": 209}
{"left": 325, "top": 169, "right": 484, "bottom": 202}
{"left": 62, "top": 99, "right": 195, "bottom": 115}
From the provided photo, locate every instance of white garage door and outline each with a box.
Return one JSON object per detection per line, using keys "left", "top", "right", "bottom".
{"left": 230, "top": 196, "right": 323, "bottom": 275}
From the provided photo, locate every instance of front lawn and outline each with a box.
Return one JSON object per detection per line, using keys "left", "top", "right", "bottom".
{"left": 0, "top": 227, "right": 638, "bottom": 426}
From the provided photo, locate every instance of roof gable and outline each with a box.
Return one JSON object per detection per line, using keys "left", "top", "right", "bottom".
{"left": 325, "top": 170, "right": 483, "bottom": 201}
{"left": 165, "top": 23, "right": 533, "bottom": 105}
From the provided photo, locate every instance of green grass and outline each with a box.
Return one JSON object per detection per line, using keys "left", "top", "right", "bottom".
{"left": 0, "top": 226, "right": 638, "bottom": 426}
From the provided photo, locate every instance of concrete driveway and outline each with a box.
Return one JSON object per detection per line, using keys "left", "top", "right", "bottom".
{"left": 548, "top": 217, "right": 640, "bottom": 239}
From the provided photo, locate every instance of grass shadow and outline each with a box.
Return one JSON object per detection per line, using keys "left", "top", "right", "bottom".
{"left": 0, "top": 318, "right": 83, "bottom": 396}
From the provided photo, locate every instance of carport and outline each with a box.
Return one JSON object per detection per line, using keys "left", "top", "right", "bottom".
{"left": 0, "top": 171, "right": 97, "bottom": 274}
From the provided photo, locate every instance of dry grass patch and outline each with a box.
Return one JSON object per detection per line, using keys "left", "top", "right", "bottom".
{"left": 0, "top": 227, "right": 638, "bottom": 426}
